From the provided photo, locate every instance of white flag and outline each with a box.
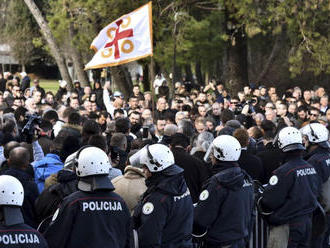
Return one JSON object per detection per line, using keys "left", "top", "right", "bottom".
{"left": 85, "top": 2, "right": 153, "bottom": 70}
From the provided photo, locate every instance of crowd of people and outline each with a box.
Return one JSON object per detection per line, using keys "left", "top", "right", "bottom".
{"left": 0, "top": 70, "right": 329, "bottom": 248}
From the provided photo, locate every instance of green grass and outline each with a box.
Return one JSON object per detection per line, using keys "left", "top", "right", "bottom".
{"left": 39, "top": 79, "right": 60, "bottom": 94}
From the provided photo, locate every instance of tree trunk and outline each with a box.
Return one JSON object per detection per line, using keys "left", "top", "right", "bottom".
{"left": 223, "top": 35, "right": 248, "bottom": 95}
{"left": 24, "top": 0, "right": 73, "bottom": 89}
{"left": 256, "top": 28, "right": 285, "bottom": 84}
{"left": 195, "top": 61, "right": 203, "bottom": 85}
{"left": 184, "top": 64, "right": 193, "bottom": 83}
{"left": 142, "top": 63, "right": 150, "bottom": 91}
{"left": 68, "top": 22, "right": 89, "bottom": 86}
{"left": 221, "top": 5, "right": 248, "bottom": 95}
{"left": 110, "top": 66, "right": 132, "bottom": 97}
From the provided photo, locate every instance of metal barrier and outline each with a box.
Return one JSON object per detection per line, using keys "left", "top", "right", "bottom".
{"left": 249, "top": 211, "right": 269, "bottom": 248}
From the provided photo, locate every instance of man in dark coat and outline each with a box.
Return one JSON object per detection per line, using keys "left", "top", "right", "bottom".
{"left": 170, "top": 133, "right": 211, "bottom": 203}
{"left": 1, "top": 147, "right": 39, "bottom": 228}
{"left": 20, "top": 72, "right": 31, "bottom": 92}
{"left": 234, "top": 128, "right": 264, "bottom": 182}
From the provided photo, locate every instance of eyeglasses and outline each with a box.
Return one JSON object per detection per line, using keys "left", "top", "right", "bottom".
{"left": 310, "top": 113, "right": 319, "bottom": 117}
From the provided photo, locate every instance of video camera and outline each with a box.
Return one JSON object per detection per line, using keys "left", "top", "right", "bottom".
{"left": 21, "top": 114, "right": 42, "bottom": 143}
{"left": 234, "top": 99, "right": 256, "bottom": 115}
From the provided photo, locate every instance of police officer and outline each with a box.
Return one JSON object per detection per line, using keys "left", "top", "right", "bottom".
{"left": 193, "top": 135, "right": 254, "bottom": 248}
{"left": 301, "top": 123, "right": 330, "bottom": 248}
{"left": 258, "top": 127, "right": 318, "bottom": 248}
{"left": 43, "top": 146, "right": 131, "bottom": 248}
{"left": 132, "top": 143, "right": 193, "bottom": 247}
{"left": 0, "top": 175, "right": 48, "bottom": 247}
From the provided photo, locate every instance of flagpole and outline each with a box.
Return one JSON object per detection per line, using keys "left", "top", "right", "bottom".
{"left": 150, "top": 57, "right": 155, "bottom": 120}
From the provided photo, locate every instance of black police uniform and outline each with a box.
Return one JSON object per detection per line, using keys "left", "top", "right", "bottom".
{"left": 305, "top": 146, "right": 330, "bottom": 248}
{"left": 0, "top": 223, "right": 48, "bottom": 247}
{"left": 260, "top": 154, "right": 318, "bottom": 248}
{"left": 133, "top": 171, "right": 194, "bottom": 248}
{"left": 193, "top": 162, "right": 254, "bottom": 248}
{"left": 305, "top": 146, "right": 330, "bottom": 193}
{"left": 44, "top": 185, "right": 131, "bottom": 248}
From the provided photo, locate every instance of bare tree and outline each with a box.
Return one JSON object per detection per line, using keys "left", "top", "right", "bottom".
{"left": 24, "top": 0, "right": 73, "bottom": 89}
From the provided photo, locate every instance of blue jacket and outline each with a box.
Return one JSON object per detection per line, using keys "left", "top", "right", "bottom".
{"left": 44, "top": 187, "right": 131, "bottom": 248}
{"left": 194, "top": 162, "right": 254, "bottom": 246}
{"left": 133, "top": 172, "right": 193, "bottom": 248}
{"left": 33, "top": 154, "right": 63, "bottom": 193}
{"left": 261, "top": 154, "right": 318, "bottom": 225}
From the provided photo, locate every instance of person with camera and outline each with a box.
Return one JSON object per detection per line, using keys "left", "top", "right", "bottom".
{"left": 44, "top": 146, "right": 131, "bottom": 248}
{"left": 132, "top": 143, "right": 194, "bottom": 247}
{"left": 193, "top": 135, "right": 254, "bottom": 248}
{"left": 0, "top": 175, "right": 48, "bottom": 247}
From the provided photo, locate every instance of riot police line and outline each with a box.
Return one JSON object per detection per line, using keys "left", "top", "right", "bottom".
{"left": 0, "top": 123, "right": 329, "bottom": 248}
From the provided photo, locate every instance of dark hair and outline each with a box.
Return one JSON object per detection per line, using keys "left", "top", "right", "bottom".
{"left": 115, "top": 118, "right": 130, "bottom": 134}
{"left": 82, "top": 120, "right": 101, "bottom": 145}
{"left": 3, "top": 108, "right": 15, "bottom": 114}
{"left": 297, "top": 105, "right": 308, "bottom": 113}
{"left": 14, "top": 107, "right": 28, "bottom": 123}
{"left": 221, "top": 109, "right": 234, "bottom": 124}
{"left": 170, "top": 133, "right": 190, "bottom": 148}
{"left": 39, "top": 120, "right": 53, "bottom": 132}
{"left": 43, "top": 110, "right": 59, "bottom": 122}
{"left": 60, "top": 135, "right": 82, "bottom": 161}
{"left": 182, "top": 105, "right": 191, "bottom": 112}
{"left": 308, "top": 106, "right": 320, "bottom": 114}
{"left": 129, "top": 111, "right": 141, "bottom": 117}
{"left": 114, "top": 109, "right": 125, "bottom": 116}
{"left": 164, "top": 111, "right": 175, "bottom": 124}
{"left": 260, "top": 120, "right": 276, "bottom": 139}
{"left": 68, "top": 112, "right": 81, "bottom": 125}
{"left": 88, "top": 134, "right": 107, "bottom": 152}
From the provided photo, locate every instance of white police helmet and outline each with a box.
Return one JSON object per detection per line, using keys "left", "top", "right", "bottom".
{"left": 300, "top": 123, "right": 330, "bottom": 148}
{"left": 212, "top": 135, "right": 241, "bottom": 161}
{"left": 139, "top": 144, "right": 183, "bottom": 175}
{"left": 277, "top": 126, "right": 305, "bottom": 152}
{"left": 0, "top": 175, "right": 24, "bottom": 206}
{"left": 75, "top": 146, "right": 111, "bottom": 177}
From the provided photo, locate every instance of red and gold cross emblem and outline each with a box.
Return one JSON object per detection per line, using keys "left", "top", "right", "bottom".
{"left": 103, "top": 19, "right": 134, "bottom": 59}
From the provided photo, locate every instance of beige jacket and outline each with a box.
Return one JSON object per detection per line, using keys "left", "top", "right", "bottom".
{"left": 112, "top": 166, "right": 147, "bottom": 213}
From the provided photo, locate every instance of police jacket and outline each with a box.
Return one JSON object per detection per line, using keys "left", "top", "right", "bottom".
{"left": 44, "top": 185, "right": 131, "bottom": 248}
{"left": 261, "top": 154, "right": 318, "bottom": 225}
{"left": 32, "top": 153, "right": 63, "bottom": 193}
{"left": 193, "top": 162, "right": 254, "bottom": 246}
{"left": 133, "top": 172, "right": 193, "bottom": 248}
{"left": 305, "top": 146, "right": 330, "bottom": 211}
{"left": 35, "top": 170, "right": 78, "bottom": 224}
{"left": 305, "top": 146, "right": 330, "bottom": 187}
{"left": 0, "top": 223, "right": 48, "bottom": 247}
